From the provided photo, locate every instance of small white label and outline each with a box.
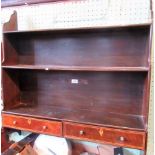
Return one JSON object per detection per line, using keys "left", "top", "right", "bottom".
{"left": 71, "top": 79, "right": 79, "bottom": 84}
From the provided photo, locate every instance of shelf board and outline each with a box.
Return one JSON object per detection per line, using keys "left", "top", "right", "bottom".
{"left": 3, "top": 23, "right": 152, "bottom": 34}
{"left": 2, "top": 105, "right": 145, "bottom": 131}
{"left": 2, "top": 65, "right": 149, "bottom": 72}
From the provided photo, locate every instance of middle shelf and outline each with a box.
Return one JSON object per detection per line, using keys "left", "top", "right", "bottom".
{"left": 2, "top": 69, "right": 147, "bottom": 131}
{"left": 2, "top": 65, "right": 149, "bottom": 71}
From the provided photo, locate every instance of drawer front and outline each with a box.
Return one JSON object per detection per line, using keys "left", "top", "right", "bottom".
{"left": 64, "top": 122, "right": 146, "bottom": 150}
{"left": 2, "top": 114, "right": 62, "bottom": 136}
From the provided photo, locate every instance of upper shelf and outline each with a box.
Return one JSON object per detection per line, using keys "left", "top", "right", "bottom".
{"left": 3, "top": 22, "right": 152, "bottom": 34}
{"left": 2, "top": 26, "right": 150, "bottom": 69}
{"left": 2, "top": 11, "right": 151, "bottom": 70}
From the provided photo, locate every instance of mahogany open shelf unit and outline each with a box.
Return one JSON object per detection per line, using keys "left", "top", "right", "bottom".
{"left": 2, "top": 12, "right": 152, "bottom": 152}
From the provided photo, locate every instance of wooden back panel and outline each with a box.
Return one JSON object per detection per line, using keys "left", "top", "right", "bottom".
{"left": 3, "top": 69, "right": 146, "bottom": 116}
{"left": 3, "top": 26, "right": 150, "bottom": 67}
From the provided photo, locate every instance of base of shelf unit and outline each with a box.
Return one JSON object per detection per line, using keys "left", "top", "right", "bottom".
{"left": 2, "top": 112, "right": 146, "bottom": 150}
{"left": 2, "top": 104, "right": 145, "bottom": 131}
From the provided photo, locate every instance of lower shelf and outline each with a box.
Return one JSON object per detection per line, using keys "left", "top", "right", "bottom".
{"left": 3, "top": 104, "right": 145, "bottom": 131}
{"left": 2, "top": 113, "right": 146, "bottom": 150}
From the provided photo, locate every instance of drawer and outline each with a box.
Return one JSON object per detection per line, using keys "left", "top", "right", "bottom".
{"left": 63, "top": 122, "right": 146, "bottom": 150}
{"left": 2, "top": 113, "right": 62, "bottom": 136}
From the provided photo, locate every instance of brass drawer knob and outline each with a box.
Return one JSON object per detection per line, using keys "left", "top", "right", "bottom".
{"left": 13, "top": 121, "right": 17, "bottom": 125}
{"left": 43, "top": 126, "right": 48, "bottom": 130}
{"left": 79, "top": 130, "right": 84, "bottom": 135}
{"left": 118, "top": 136, "right": 125, "bottom": 142}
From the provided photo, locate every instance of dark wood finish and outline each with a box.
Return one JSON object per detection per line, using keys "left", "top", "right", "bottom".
{"left": 2, "top": 11, "right": 18, "bottom": 67}
{"left": 3, "top": 11, "right": 17, "bottom": 32}
{"left": 2, "top": 65, "right": 149, "bottom": 72}
{"left": 2, "top": 113, "right": 62, "bottom": 136}
{"left": 2, "top": 69, "right": 147, "bottom": 130}
{"left": 1, "top": 11, "right": 152, "bottom": 151}
{"left": 1, "top": 65, "right": 149, "bottom": 72}
{"left": 64, "top": 122, "right": 146, "bottom": 150}
{"left": 142, "top": 25, "right": 153, "bottom": 126}
{"left": 3, "top": 106, "right": 145, "bottom": 131}
{"left": 1, "top": 0, "right": 69, "bottom": 8}
{"left": 3, "top": 26, "right": 150, "bottom": 69}
{"left": 2, "top": 69, "right": 20, "bottom": 109}
{"left": 3, "top": 70, "right": 146, "bottom": 116}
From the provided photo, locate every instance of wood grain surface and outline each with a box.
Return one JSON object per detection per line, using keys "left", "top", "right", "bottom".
{"left": 2, "top": 113, "right": 62, "bottom": 137}
{"left": 64, "top": 122, "right": 146, "bottom": 150}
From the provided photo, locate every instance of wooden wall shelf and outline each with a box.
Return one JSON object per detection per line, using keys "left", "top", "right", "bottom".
{"left": 1, "top": 11, "right": 152, "bottom": 153}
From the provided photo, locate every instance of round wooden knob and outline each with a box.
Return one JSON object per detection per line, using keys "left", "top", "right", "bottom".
{"left": 13, "top": 121, "right": 17, "bottom": 125}
{"left": 79, "top": 130, "right": 84, "bottom": 135}
{"left": 42, "top": 126, "right": 47, "bottom": 130}
{"left": 119, "top": 136, "right": 125, "bottom": 142}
